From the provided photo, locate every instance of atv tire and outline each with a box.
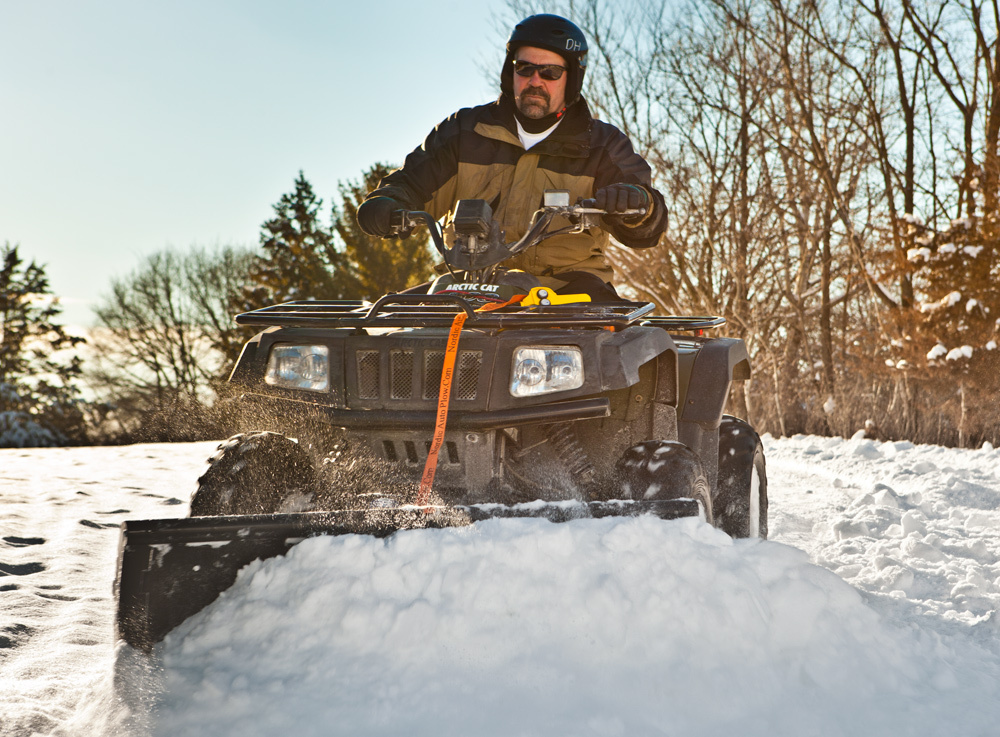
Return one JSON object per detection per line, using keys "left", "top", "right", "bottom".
{"left": 615, "top": 440, "right": 713, "bottom": 524}
{"left": 714, "top": 416, "right": 768, "bottom": 538}
{"left": 191, "top": 432, "right": 316, "bottom": 516}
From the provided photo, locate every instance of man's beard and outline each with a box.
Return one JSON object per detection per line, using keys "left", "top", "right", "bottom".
{"left": 516, "top": 85, "right": 551, "bottom": 119}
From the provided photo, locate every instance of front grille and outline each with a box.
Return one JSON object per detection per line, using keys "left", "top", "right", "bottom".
{"left": 356, "top": 347, "right": 482, "bottom": 402}
{"left": 357, "top": 350, "right": 380, "bottom": 399}
{"left": 423, "top": 350, "right": 445, "bottom": 400}
{"left": 423, "top": 350, "right": 481, "bottom": 400}
{"left": 390, "top": 350, "right": 414, "bottom": 399}
{"left": 456, "top": 351, "right": 482, "bottom": 400}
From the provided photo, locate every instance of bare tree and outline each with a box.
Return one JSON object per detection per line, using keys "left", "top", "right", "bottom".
{"left": 88, "top": 246, "right": 256, "bottom": 441}
{"left": 503, "top": 0, "right": 1000, "bottom": 445}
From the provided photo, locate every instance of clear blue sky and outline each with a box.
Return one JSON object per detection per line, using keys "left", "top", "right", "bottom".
{"left": 0, "top": 0, "right": 514, "bottom": 326}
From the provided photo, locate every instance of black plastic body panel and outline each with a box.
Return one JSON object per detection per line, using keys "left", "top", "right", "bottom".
{"left": 223, "top": 307, "right": 751, "bottom": 498}
{"left": 234, "top": 324, "right": 674, "bottom": 414}
{"left": 674, "top": 337, "right": 752, "bottom": 495}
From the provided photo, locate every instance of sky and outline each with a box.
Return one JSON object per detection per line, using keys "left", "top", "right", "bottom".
{"left": 0, "top": 0, "right": 514, "bottom": 326}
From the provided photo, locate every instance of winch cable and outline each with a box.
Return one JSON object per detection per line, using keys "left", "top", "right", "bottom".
{"left": 416, "top": 295, "right": 525, "bottom": 508}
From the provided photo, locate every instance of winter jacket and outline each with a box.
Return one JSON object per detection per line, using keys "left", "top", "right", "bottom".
{"left": 365, "top": 96, "right": 666, "bottom": 284}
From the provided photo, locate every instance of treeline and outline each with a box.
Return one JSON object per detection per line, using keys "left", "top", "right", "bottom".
{"left": 6, "top": 0, "right": 999, "bottom": 448}
{"left": 530, "top": 0, "right": 1000, "bottom": 446}
{"left": 1, "top": 166, "right": 435, "bottom": 447}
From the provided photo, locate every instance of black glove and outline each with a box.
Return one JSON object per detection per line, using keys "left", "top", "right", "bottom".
{"left": 357, "top": 196, "right": 403, "bottom": 237}
{"left": 593, "top": 183, "right": 650, "bottom": 223}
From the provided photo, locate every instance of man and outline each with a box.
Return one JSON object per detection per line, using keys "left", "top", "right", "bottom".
{"left": 357, "top": 14, "right": 666, "bottom": 301}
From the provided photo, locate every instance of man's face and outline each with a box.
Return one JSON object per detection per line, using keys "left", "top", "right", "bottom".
{"left": 513, "top": 46, "right": 568, "bottom": 119}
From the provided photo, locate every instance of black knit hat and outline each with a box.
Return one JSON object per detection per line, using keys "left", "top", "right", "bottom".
{"left": 500, "top": 14, "right": 589, "bottom": 106}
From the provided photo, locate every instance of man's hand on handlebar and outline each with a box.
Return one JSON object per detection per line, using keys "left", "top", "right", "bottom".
{"left": 357, "top": 196, "right": 405, "bottom": 237}
{"left": 593, "top": 184, "right": 650, "bottom": 225}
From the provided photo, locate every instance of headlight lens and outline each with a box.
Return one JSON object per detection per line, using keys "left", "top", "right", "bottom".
{"left": 265, "top": 345, "right": 329, "bottom": 392}
{"left": 510, "top": 346, "right": 584, "bottom": 397}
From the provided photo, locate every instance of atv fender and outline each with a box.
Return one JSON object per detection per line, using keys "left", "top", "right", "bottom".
{"left": 676, "top": 338, "right": 751, "bottom": 493}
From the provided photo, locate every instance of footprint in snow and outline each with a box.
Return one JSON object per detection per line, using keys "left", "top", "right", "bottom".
{"left": 0, "top": 623, "right": 34, "bottom": 649}
{"left": 78, "top": 520, "right": 119, "bottom": 529}
{"left": 0, "top": 561, "right": 46, "bottom": 576}
{"left": 3, "top": 536, "right": 46, "bottom": 547}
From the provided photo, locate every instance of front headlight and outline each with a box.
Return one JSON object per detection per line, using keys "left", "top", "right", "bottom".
{"left": 265, "top": 345, "right": 329, "bottom": 392}
{"left": 510, "top": 346, "right": 584, "bottom": 397}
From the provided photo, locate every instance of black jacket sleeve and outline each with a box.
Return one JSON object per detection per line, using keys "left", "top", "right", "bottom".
{"left": 364, "top": 111, "right": 465, "bottom": 216}
{"left": 594, "top": 127, "right": 667, "bottom": 249}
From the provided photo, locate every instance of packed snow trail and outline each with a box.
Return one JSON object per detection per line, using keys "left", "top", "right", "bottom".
{"left": 766, "top": 434, "right": 1000, "bottom": 638}
{"left": 0, "top": 443, "right": 205, "bottom": 736}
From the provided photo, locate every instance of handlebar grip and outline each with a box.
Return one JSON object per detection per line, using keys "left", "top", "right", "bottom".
{"left": 577, "top": 200, "right": 646, "bottom": 217}
{"left": 388, "top": 210, "right": 412, "bottom": 236}
{"left": 388, "top": 210, "right": 447, "bottom": 256}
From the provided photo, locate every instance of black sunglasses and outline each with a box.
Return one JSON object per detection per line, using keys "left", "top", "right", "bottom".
{"left": 512, "top": 60, "right": 567, "bottom": 81}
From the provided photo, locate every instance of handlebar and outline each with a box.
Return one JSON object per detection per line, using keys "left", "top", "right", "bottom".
{"left": 387, "top": 198, "right": 647, "bottom": 275}
{"left": 391, "top": 201, "right": 645, "bottom": 245}
{"left": 390, "top": 210, "right": 445, "bottom": 255}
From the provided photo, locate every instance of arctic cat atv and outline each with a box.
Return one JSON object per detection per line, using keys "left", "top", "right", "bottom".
{"left": 116, "top": 191, "right": 767, "bottom": 652}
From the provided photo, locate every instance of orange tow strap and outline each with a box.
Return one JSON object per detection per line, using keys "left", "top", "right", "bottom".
{"left": 416, "top": 296, "right": 524, "bottom": 508}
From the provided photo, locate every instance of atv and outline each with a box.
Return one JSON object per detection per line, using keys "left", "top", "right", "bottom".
{"left": 115, "top": 191, "right": 767, "bottom": 652}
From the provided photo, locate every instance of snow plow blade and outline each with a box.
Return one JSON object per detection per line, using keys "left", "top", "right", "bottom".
{"left": 115, "top": 499, "right": 699, "bottom": 652}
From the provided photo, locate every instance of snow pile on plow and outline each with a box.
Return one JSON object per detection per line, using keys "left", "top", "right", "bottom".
{"left": 132, "top": 514, "right": 996, "bottom": 737}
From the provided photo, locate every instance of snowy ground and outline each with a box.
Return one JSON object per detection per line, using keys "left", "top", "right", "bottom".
{"left": 1, "top": 434, "right": 999, "bottom": 736}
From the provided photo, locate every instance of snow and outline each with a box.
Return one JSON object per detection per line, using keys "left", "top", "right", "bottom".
{"left": 919, "top": 291, "right": 962, "bottom": 314}
{"left": 927, "top": 343, "right": 947, "bottom": 360}
{"left": 2, "top": 436, "right": 1000, "bottom": 736}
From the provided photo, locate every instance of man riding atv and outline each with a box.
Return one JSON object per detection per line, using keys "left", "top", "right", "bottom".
{"left": 113, "top": 15, "right": 768, "bottom": 654}
{"left": 356, "top": 13, "right": 667, "bottom": 302}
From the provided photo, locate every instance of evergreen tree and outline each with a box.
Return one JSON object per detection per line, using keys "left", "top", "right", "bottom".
{"left": 240, "top": 171, "right": 344, "bottom": 311}
{"left": 332, "top": 163, "right": 436, "bottom": 299}
{"left": 0, "top": 243, "right": 87, "bottom": 446}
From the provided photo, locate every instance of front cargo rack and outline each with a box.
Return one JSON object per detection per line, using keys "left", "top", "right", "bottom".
{"left": 236, "top": 295, "right": 727, "bottom": 332}
{"left": 640, "top": 315, "right": 727, "bottom": 331}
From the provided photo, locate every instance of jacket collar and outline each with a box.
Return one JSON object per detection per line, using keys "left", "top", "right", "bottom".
{"left": 478, "top": 96, "right": 593, "bottom": 157}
